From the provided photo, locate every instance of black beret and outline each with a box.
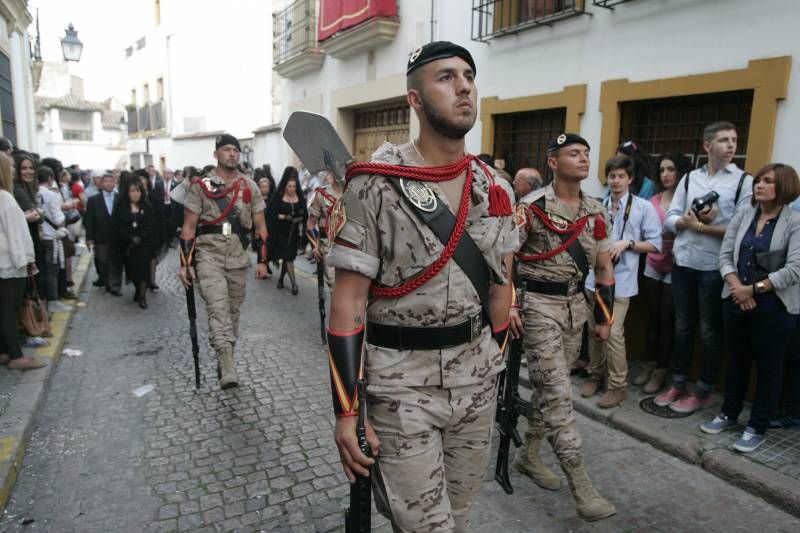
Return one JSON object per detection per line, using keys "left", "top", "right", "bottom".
{"left": 547, "top": 133, "right": 590, "bottom": 152}
{"left": 215, "top": 133, "right": 241, "bottom": 151}
{"left": 407, "top": 41, "right": 476, "bottom": 76}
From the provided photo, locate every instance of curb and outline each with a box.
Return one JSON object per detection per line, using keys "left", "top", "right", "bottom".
{"left": 0, "top": 252, "right": 92, "bottom": 513}
{"left": 518, "top": 374, "right": 800, "bottom": 519}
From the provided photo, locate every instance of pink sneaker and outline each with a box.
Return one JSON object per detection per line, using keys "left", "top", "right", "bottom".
{"left": 654, "top": 386, "right": 685, "bottom": 407}
{"left": 670, "top": 393, "right": 715, "bottom": 414}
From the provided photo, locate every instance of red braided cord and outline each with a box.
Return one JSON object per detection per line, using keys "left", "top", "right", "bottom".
{"left": 516, "top": 204, "right": 588, "bottom": 262}
{"left": 195, "top": 178, "right": 242, "bottom": 226}
{"left": 346, "top": 156, "right": 474, "bottom": 184}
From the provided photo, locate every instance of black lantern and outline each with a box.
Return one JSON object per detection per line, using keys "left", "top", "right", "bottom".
{"left": 60, "top": 24, "right": 83, "bottom": 62}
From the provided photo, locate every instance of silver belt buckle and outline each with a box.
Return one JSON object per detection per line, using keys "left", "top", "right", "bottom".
{"left": 469, "top": 312, "right": 483, "bottom": 342}
{"left": 222, "top": 222, "right": 232, "bottom": 236}
{"left": 567, "top": 279, "right": 578, "bottom": 295}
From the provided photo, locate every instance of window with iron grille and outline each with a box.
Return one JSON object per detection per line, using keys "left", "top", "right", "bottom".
{"left": 472, "top": 0, "right": 586, "bottom": 42}
{"left": 59, "top": 109, "right": 93, "bottom": 141}
{"left": 273, "top": 0, "right": 317, "bottom": 65}
{"left": 126, "top": 106, "right": 138, "bottom": 133}
{"left": 493, "top": 107, "right": 566, "bottom": 182}
{"left": 0, "top": 53, "right": 16, "bottom": 146}
{"left": 619, "top": 90, "right": 753, "bottom": 171}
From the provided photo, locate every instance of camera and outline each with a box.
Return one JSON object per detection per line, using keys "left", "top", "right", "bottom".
{"left": 691, "top": 191, "right": 719, "bottom": 216}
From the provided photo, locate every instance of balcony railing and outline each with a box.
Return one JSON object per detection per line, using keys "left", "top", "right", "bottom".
{"left": 471, "top": 0, "right": 587, "bottom": 42}
{"left": 62, "top": 129, "right": 92, "bottom": 141}
{"left": 592, "top": 0, "right": 635, "bottom": 8}
{"left": 273, "top": 0, "right": 318, "bottom": 65}
{"left": 127, "top": 101, "right": 166, "bottom": 134}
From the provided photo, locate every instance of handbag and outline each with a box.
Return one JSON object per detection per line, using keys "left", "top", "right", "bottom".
{"left": 755, "top": 248, "right": 787, "bottom": 274}
{"left": 18, "top": 277, "right": 52, "bottom": 337}
{"left": 62, "top": 236, "right": 76, "bottom": 258}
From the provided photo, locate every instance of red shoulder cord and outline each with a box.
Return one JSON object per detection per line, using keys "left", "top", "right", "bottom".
{"left": 192, "top": 177, "right": 242, "bottom": 226}
{"left": 345, "top": 154, "right": 511, "bottom": 299}
{"left": 515, "top": 203, "right": 589, "bottom": 262}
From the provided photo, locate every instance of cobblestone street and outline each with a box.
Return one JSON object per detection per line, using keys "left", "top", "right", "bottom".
{"left": 1, "top": 252, "right": 798, "bottom": 532}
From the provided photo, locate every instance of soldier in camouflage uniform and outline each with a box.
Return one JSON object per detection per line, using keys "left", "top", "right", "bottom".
{"left": 178, "top": 134, "right": 269, "bottom": 390}
{"left": 509, "top": 133, "right": 617, "bottom": 522}
{"left": 306, "top": 171, "right": 342, "bottom": 288}
{"left": 325, "top": 42, "right": 517, "bottom": 532}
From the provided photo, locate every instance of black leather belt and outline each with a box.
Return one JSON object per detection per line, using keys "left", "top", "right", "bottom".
{"left": 367, "top": 311, "right": 486, "bottom": 350}
{"left": 524, "top": 278, "right": 584, "bottom": 297}
{"left": 197, "top": 224, "right": 229, "bottom": 236}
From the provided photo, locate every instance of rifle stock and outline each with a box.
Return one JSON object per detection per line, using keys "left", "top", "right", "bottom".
{"left": 345, "top": 379, "right": 372, "bottom": 532}
{"left": 185, "top": 283, "right": 201, "bottom": 389}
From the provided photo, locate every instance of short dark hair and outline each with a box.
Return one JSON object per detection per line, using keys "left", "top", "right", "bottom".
{"left": 37, "top": 166, "right": 54, "bottom": 184}
{"left": 605, "top": 155, "right": 634, "bottom": 178}
{"left": 40, "top": 157, "right": 63, "bottom": 177}
{"left": 703, "top": 121, "right": 737, "bottom": 143}
{"left": 752, "top": 163, "right": 800, "bottom": 207}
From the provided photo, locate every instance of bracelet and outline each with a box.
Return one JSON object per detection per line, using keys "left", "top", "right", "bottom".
{"left": 697, "top": 222, "right": 704, "bottom": 233}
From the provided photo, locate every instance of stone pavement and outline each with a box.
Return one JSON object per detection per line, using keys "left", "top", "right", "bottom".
{"left": 0, "top": 251, "right": 798, "bottom": 531}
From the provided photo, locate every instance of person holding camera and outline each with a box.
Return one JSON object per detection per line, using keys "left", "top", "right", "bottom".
{"left": 700, "top": 163, "right": 800, "bottom": 452}
{"left": 581, "top": 156, "right": 661, "bottom": 408}
{"left": 657, "top": 121, "right": 753, "bottom": 413}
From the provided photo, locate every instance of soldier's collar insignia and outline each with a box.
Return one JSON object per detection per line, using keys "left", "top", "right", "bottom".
{"left": 329, "top": 199, "right": 347, "bottom": 240}
{"left": 399, "top": 178, "right": 437, "bottom": 213}
{"left": 514, "top": 203, "right": 527, "bottom": 227}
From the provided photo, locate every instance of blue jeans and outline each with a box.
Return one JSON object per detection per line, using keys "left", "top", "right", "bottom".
{"left": 670, "top": 264, "right": 724, "bottom": 392}
{"left": 721, "top": 299, "right": 797, "bottom": 433}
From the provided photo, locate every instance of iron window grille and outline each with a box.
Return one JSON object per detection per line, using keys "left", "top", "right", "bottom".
{"left": 472, "top": 0, "right": 587, "bottom": 42}
{"left": 618, "top": 89, "right": 753, "bottom": 171}
{"left": 273, "top": 0, "right": 319, "bottom": 65}
{"left": 62, "top": 130, "right": 92, "bottom": 141}
{"left": 592, "top": 0, "right": 635, "bottom": 9}
{"left": 493, "top": 107, "right": 566, "bottom": 183}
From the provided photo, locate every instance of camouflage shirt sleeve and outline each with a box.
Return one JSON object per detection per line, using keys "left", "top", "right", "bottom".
{"left": 246, "top": 179, "right": 265, "bottom": 215}
{"left": 183, "top": 180, "right": 203, "bottom": 215}
{"left": 326, "top": 175, "right": 381, "bottom": 279}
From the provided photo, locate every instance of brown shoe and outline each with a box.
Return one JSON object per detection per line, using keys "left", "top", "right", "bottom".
{"left": 643, "top": 368, "right": 668, "bottom": 394}
{"left": 597, "top": 388, "right": 627, "bottom": 409}
{"left": 8, "top": 357, "right": 47, "bottom": 371}
{"left": 580, "top": 377, "right": 602, "bottom": 398}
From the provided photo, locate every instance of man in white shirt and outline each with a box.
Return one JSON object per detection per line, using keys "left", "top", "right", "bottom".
{"left": 37, "top": 167, "right": 70, "bottom": 313}
{"left": 658, "top": 121, "right": 753, "bottom": 413}
{"left": 581, "top": 156, "right": 661, "bottom": 408}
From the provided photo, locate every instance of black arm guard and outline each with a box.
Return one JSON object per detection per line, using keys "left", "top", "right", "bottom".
{"left": 179, "top": 238, "right": 195, "bottom": 268}
{"left": 594, "top": 282, "right": 615, "bottom": 326}
{"left": 326, "top": 326, "right": 365, "bottom": 417}
{"left": 254, "top": 229, "right": 268, "bottom": 264}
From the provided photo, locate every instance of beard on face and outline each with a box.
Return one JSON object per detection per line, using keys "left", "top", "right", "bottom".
{"left": 420, "top": 92, "right": 475, "bottom": 140}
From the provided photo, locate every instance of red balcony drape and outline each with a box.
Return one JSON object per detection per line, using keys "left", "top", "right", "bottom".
{"left": 318, "top": 0, "right": 397, "bottom": 42}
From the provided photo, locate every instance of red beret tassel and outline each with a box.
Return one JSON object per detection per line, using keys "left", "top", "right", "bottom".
{"left": 593, "top": 214, "right": 607, "bottom": 240}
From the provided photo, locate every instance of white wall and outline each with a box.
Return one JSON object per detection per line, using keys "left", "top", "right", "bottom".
{"left": 253, "top": 128, "right": 287, "bottom": 175}
{"left": 170, "top": 137, "right": 217, "bottom": 170}
{"left": 281, "top": 0, "right": 800, "bottom": 196}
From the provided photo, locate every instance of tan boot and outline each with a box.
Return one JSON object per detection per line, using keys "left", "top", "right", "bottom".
{"left": 632, "top": 361, "right": 656, "bottom": 386}
{"left": 580, "top": 376, "right": 601, "bottom": 398}
{"left": 597, "top": 388, "right": 627, "bottom": 409}
{"left": 513, "top": 430, "right": 561, "bottom": 490}
{"left": 218, "top": 347, "right": 239, "bottom": 390}
{"left": 561, "top": 456, "right": 616, "bottom": 522}
{"left": 643, "top": 368, "right": 668, "bottom": 394}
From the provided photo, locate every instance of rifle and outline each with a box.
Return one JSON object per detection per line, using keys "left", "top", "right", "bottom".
{"left": 306, "top": 228, "right": 327, "bottom": 343}
{"left": 345, "top": 378, "right": 372, "bottom": 532}
{"left": 185, "top": 282, "right": 201, "bottom": 389}
{"left": 494, "top": 279, "right": 528, "bottom": 494}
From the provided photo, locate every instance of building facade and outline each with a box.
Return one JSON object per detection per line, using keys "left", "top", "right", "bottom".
{"left": 122, "top": 0, "right": 276, "bottom": 171}
{"left": 0, "top": 0, "right": 35, "bottom": 151}
{"left": 273, "top": 0, "right": 799, "bottom": 196}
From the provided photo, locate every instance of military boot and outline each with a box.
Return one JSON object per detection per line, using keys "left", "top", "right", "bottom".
{"left": 218, "top": 347, "right": 239, "bottom": 390}
{"left": 513, "top": 431, "right": 560, "bottom": 490}
{"left": 561, "top": 456, "right": 616, "bottom": 522}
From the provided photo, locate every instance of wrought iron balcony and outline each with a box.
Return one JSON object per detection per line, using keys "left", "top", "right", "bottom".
{"left": 471, "top": 0, "right": 587, "bottom": 42}
{"left": 273, "top": 0, "right": 324, "bottom": 79}
{"left": 592, "top": 0, "right": 635, "bottom": 9}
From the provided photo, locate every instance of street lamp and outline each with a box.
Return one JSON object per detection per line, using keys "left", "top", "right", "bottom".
{"left": 60, "top": 23, "right": 83, "bottom": 62}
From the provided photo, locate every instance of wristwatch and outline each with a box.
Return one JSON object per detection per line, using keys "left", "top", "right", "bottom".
{"left": 754, "top": 281, "right": 768, "bottom": 294}
{"left": 627, "top": 240, "right": 635, "bottom": 250}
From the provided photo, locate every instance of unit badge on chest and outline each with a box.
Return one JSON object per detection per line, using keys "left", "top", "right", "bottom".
{"left": 399, "top": 178, "right": 437, "bottom": 212}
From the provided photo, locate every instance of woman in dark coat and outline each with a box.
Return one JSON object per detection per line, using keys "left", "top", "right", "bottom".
{"left": 267, "top": 166, "right": 307, "bottom": 295}
{"left": 12, "top": 153, "right": 45, "bottom": 300}
{"left": 114, "top": 179, "right": 158, "bottom": 308}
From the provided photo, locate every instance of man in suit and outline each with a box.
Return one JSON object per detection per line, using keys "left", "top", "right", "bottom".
{"left": 85, "top": 171, "right": 122, "bottom": 295}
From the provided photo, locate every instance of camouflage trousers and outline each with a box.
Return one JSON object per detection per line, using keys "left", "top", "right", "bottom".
{"left": 195, "top": 258, "right": 247, "bottom": 357}
{"left": 522, "top": 290, "right": 586, "bottom": 463}
{"left": 367, "top": 375, "right": 498, "bottom": 532}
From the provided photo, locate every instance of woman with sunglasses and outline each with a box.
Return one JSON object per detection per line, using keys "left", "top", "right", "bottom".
{"left": 700, "top": 163, "right": 800, "bottom": 453}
